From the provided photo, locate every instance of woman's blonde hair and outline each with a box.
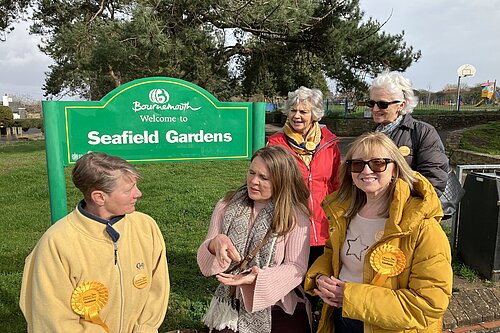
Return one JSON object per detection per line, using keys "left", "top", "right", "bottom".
{"left": 336, "top": 132, "right": 417, "bottom": 218}
{"left": 225, "top": 145, "right": 310, "bottom": 235}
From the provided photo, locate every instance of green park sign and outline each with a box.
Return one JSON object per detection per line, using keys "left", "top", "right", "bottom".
{"left": 44, "top": 77, "right": 266, "bottom": 222}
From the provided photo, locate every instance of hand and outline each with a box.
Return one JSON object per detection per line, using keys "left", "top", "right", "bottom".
{"left": 314, "top": 275, "right": 345, "bottom": 307}
{"left": 208, "top": 234, "right": 241, "bottom": 267}
{"left": 216, "top": 266, "right": 259, "bottom": 286}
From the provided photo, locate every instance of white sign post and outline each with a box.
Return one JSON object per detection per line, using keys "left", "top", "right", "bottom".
{"left": 456, "top": 64, "right": 476, "bottom": 112}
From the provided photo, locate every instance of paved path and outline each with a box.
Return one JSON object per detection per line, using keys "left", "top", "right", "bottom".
{"left": 444, "top": 280, "right": 500, "bottom": 332}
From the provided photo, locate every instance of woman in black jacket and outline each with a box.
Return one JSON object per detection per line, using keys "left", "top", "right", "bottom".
{"left": 368, "top": 70, "right": 449, "bottom": 197}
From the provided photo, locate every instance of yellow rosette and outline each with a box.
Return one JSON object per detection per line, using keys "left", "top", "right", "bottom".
{"left": 71, "top": 281, "right": 110, "bottom": 332}
{"left": 369, "top": 244, "right": 406, "bottom": 286}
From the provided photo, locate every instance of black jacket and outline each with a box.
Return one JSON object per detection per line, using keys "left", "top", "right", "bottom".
{"left": 384, "top": 114, "right": 449, "bottom": 196}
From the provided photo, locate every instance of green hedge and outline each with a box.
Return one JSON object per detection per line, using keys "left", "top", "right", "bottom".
{"left": 11, "top": 118, "right": 44, "bottom": 131}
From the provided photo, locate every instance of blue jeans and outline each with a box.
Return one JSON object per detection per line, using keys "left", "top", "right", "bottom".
{"left": 333, "top": 307, "right": 363, "bottom": 333}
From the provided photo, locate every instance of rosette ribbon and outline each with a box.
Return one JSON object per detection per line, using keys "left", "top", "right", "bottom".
{"left": 71, "top": 281, "right": 110, "bottom": 332}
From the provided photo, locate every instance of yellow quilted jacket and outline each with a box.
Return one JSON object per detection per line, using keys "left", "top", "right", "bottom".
{"left": 304, "top": 172, "right": 452, "bottom": 333}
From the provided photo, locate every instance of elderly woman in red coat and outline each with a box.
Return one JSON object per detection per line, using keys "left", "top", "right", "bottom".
{"left": 268, "top": 86, "right": 341, "bottom": 272}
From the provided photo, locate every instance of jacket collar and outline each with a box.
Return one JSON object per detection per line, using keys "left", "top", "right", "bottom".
{"left": 383, "top": 172, "right": 443, "bottom": 236}
{"left": 76, "top": 200, "right": 124, "bottom": 242}
{"left": 398, "top": 114, "right": 416, "bottom": 129}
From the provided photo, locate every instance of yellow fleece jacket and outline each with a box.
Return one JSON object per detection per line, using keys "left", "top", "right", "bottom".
{"left": 305, "top": 172, "right": 452, "bottom": 333}
{"left": 20, "top": 207, "right": 169, "bottom": 333}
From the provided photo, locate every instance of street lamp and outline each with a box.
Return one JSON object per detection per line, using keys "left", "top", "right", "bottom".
{"left": 456, "top": 64, "right": 476, "bottom": 112}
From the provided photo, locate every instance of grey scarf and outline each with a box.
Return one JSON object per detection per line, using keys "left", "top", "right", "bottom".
{"left": 375, "top": 114, "right": 403, "bottom": 135}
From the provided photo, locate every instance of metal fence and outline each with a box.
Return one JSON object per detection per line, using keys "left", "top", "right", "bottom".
{"left": 265, "top": 99, "right": 499, "bottom": 117}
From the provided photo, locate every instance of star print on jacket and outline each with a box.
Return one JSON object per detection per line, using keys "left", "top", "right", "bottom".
{"left": 345, "top": 235, "right": 369, "bottom": 261}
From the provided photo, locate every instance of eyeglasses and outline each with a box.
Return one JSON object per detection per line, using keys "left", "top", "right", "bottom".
{"left": 346, "top": 158, "right": 394, "bottom": 173}
{"left": 366, "top": 100, "right": 401, "bottom": 109}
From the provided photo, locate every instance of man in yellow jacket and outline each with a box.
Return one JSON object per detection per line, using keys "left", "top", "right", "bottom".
{"left": 20, "top": 152, "right": 169, "bottom": 333}
{"left": 305, "top": 132, "right": 452, "bottom": 333}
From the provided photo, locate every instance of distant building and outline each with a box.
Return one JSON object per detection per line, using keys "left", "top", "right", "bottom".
{"left": 2, "top": 94, "right": 12, "bottom": 106}
{"left": 2, "top": 94, "right": 28, "bottom": 119}
{"left": 11, "top": 103, "right": 27, "bottom": 119}
{"left": 27, "top": 111, "right": 42, "bottom": 119}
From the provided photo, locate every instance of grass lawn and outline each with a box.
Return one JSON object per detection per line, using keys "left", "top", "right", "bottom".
{"left": 0, "top": 140, "right": 248, "bottom": 332}
{"left": 459, "top": 121, "right": 500, "bottom": 155}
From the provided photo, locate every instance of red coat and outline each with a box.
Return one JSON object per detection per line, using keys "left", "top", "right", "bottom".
{"left": 268, "top": 126, "right": 341, "bottom": 246}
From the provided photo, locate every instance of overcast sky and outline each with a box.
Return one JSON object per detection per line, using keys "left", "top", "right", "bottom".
{"left": 359, "top": 0, "right": 500, "bottom": 92}
{"left": 1, "top": 1, "right": 499, "bottom": 101}
{"left": 0, "top": 20, "right": 53, "bottom": 101}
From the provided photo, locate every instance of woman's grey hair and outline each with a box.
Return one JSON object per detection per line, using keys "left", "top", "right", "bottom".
{"left": 370, "top": 71, "right": 419, "bottom": 114}
{"left": 282, "top": 86, "right": 324, "bottom": 121}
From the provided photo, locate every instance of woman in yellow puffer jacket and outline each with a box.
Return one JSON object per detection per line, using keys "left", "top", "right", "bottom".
{"left": 304, "top": 132, "right": 452, "bottom": 333}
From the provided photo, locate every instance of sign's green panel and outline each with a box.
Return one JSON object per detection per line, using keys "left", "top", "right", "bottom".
{"left": 43, "top": 77, "right": 265, "bottom": 222}
{"left": 60, "top": 78, "right": 252, "bottom": 165}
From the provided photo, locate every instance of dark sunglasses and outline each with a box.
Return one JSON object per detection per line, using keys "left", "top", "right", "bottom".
{"left": 346, "top": 158, "right": 394, "bottom": 173}
{"left": 366, "top": 100, "right": 401, "bottom": 109}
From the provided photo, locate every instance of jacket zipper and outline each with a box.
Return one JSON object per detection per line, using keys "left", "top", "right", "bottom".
{"left": 113, "top": 241, "right": 124, "bottom": 333}
{"left": 307, "top": 136, "right": 340, "bottom": 244}
{"left": 113, "top": 241, "right": 118, "bottom": 265}
{"left": 308, "top": 170, "right": 318, "bottom": 243}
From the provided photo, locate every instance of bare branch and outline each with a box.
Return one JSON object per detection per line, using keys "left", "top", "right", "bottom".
{"left": 108, "top": 65, "right": 121, "bottom": 87}
{"left": 260, "top": 2, "right": 282, "bottom": 25}
{"left": 357, "top": 9, "right": 393, "bottom": 42}
{"left": 89, "top": 0, "right": 106, "bottom": 23}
